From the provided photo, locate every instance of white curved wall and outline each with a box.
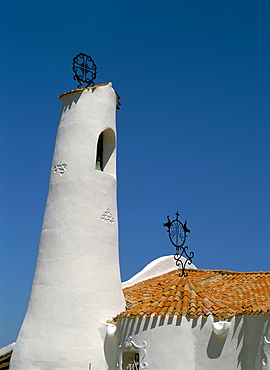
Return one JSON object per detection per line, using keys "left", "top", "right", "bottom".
{"left": 115, "top": 314, "right": 270, "bottom": 370}
{"left": 122, "top": 255, "right": 197, "bottom": 288}
{"left": 10, "top": 84, "right": 125, "bottom": 370}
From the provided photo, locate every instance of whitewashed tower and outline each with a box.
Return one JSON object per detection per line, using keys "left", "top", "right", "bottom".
{"left": 10, "top": 54, "right": 125, "bottom": 370}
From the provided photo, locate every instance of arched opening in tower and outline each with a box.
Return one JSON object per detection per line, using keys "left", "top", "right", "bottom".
{"left": 95, "top": 128, "right": 116, "bottom": 176}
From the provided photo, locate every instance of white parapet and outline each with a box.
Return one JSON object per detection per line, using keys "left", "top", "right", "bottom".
{"left": 10, "top": 83, "right": 125, "bottom": 370}
{"left": 122, "top": 255, "right": 197, "bottom": 288}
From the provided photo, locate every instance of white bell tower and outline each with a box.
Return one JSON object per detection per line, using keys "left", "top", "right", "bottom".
{"left": 10, "top": 82, "right": 125, "bottom": 370}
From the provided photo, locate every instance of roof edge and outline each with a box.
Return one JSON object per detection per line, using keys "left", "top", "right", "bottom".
{"left": 58, "top": 82, "right": 110, "bottom": 98}
{"left": 58, "top": 82, "right": 121, "bottom": 109}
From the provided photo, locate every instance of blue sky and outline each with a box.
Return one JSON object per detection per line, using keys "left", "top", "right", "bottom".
{"left": 1, "top": 0, "right": 270, "bottom": 348}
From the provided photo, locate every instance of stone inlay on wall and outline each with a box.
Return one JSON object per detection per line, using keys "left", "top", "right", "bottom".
{"left": 54, "top": 164, "right": 67, "bottom": 176}
{"left": 101, "top": 208, "right": 114, "bottom": 223}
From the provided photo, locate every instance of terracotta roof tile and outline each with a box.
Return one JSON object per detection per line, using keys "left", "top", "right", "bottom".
{"left": 117, "top": 268, "right": 270, "bottom": 320}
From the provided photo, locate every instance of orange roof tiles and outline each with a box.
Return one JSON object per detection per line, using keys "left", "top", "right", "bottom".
{"left": 117, "top": 268, "right": 270, "bottom": 320}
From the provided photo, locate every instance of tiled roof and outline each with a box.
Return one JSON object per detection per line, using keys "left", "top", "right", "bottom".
{"left": 58, "top": 82, "right": 121, "bottom": 109}
{"left": 0, "top": 350, "right": 12, "bottom": 370}
{"left": 118, "top": 269, "right": 270, "bottom": 320}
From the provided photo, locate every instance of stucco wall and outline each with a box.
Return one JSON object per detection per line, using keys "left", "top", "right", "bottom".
{"left": 10, "top": 84, "right": 125, "bottom": 370}
{"left": 114, "top": 314, "right": 270, "bottom": 370}
{"left": 122, "top": 255, "right": 197, "bottom": 289}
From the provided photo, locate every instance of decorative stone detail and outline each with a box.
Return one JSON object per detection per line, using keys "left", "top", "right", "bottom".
{"left": 54, "top": 164, "right": 67, "bottom": 176}
{"left": 101, "top": 208, "right": 114, "bottom": 224}
{"left": 117, "top": 335, "right": 148, "bottom": 370}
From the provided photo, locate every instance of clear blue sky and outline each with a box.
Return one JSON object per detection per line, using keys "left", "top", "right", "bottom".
{"left": 1, "top": 0, "right": 270, "bottom": 348}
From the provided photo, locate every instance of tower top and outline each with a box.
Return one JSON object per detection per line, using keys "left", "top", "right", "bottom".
{"left": 72, "top": 53, "right": 97, "bottom": 88}
{"left": 57, "top": 82, "right": 121, "bottom": 110}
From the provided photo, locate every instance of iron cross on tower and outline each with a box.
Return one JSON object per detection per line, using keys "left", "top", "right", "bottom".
{"left": 72, "top": 53, "right": 97, "bottom": 88}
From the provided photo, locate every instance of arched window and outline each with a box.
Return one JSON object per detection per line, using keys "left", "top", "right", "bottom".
{"left": 95, "top": 128, "right": 116, "bottom": 177}
{"left": 96, "top": 132, "right": 104, "bottom": 171}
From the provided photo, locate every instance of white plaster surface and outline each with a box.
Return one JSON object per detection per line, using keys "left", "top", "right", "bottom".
{"left": 104, "top": 323, "right": 117, "bottom": 338}
{"left": 116, "top": 314, "right": 270, "bottom": 370}
{"left": 10, "top": 84, "right": 125, "bottom": 370}
{"left": 211, "top": 321, "right": 231, "bottom": 336}
{"left": 121, "top": 255, "right": 197, "bottom": 288}
{"left": 0, "top": 342, "right": 15, "bottom": 357}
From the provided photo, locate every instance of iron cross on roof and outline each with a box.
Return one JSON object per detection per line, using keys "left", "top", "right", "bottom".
{"left": 72, "top": 53, "right": 97, "bottom": 88}
{"left": 163, "top": 211, "right": 194, "bottom": 277}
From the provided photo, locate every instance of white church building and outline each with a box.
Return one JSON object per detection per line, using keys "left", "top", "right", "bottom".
{"left": 1, "top": 81, "right": 270, "bottom": 370}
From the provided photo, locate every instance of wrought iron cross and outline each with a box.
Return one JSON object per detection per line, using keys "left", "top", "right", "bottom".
{"left": 163, "top": 211, "right": 194, "bottom": 276}
{"left": 72, "top": 53, "right": 97, "bottom": 88}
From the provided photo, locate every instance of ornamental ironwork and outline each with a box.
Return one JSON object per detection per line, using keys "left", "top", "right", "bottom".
{"left": 163, "top": 211, "right": 194, "bottom": 276}
{"left": 117, "top": 335, "right": 148, "bottom": 370}
{"left": 72, "top": 53, "right": 97, "bottom": 88}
